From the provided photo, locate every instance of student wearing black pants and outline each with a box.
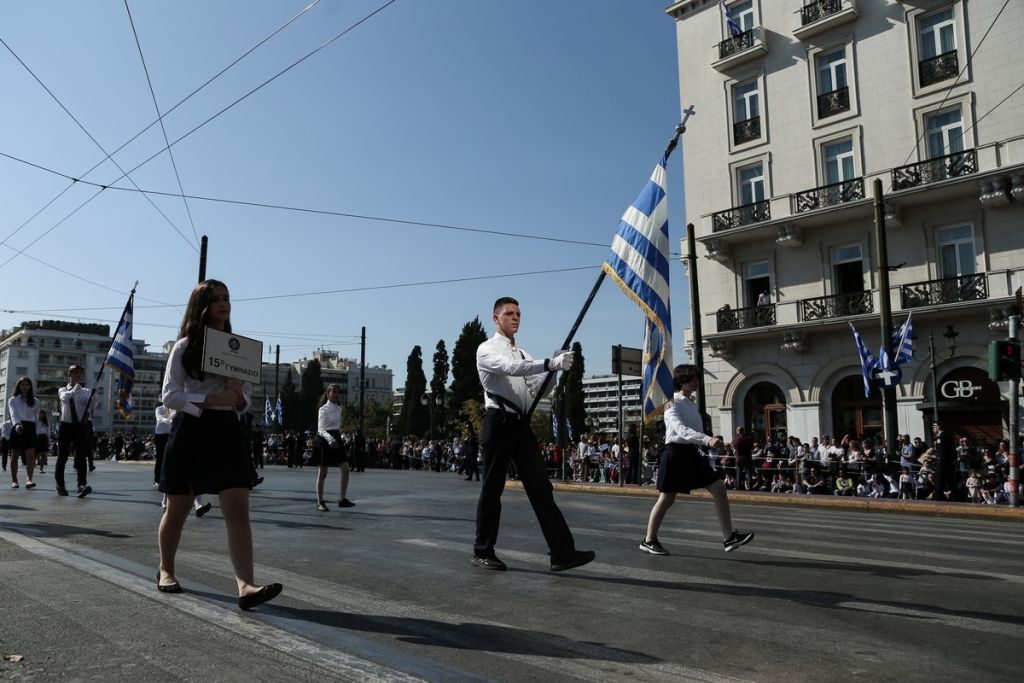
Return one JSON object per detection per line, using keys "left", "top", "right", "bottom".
{"left": 57, "top": 365, "right": 93, "bottom": 497}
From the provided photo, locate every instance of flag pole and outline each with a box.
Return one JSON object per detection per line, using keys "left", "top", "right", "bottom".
{"left": 83, "top": 281, "right": 138, "bottom": 419}
{"left": 525, "top": 120, "right": 691, "bottom": 419}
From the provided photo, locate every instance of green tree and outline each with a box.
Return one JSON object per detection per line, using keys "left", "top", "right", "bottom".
{"left": 448, "top": 316, "right": 487, "bottom": 416}
{"left": 279, "top": 369, "right": 300, "bottom": 432}
{"left": 399, "top": 346, "right": 429, "bottom": 437}
{"left": 557, "top": 341, "right": 586, "bottom": 440}
{"left": 342, "top": 398, "right": 391, "bottom": 439}
{"left": 430, "top": 339, "right": 449, "bottom": 439}
{"left": 299, "top": 358, "right": 323, "bottom": 430}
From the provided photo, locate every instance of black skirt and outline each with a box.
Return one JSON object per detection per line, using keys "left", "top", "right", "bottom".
{"left": 10, "top": 421, "right": 37, "bottom": 450}
{"left": 657, "top": 442, "right": 720, "bottom": 494}
{"left": 315, "top": 430, "right": 348, "bottom": 467}
{"left": 160, "top": 410, "right": 252, "bottom": 495}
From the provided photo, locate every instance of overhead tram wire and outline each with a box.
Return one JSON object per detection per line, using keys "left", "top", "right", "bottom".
{"left": 124, "top": 0, "right": 201, "bottom": 246}
{"left": 0, "top": 35, "right": 198, "bottom": 253}
{"left": 0, "top": 0, "right": 322, "bottom": 264}
{"left": 887, "top": 0, "right": 1011, "bottom": 193}
{"left": 0, "top": 150, "right": 609, "bottom": 249}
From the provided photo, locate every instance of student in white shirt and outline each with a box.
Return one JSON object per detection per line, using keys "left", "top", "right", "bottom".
{"left": 157, "top": 279, "right": 281, "bottom": 610}
{"left": 314, "top": 384, "right": 354, "bottom": 511}
{"left": 7, "top": 376, "right": 41, "bottom": 489}
{"left": 639, "top": 364, "right": 754, "bottom": 556}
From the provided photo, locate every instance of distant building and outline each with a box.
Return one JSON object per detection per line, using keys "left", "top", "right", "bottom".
{"left": 582, "top": 375, "right": 642, "bottom": 437}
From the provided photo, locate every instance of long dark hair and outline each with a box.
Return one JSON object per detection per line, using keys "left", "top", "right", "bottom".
{"left": 179, "top": 279, "right": 232, "bottom": 380}
{"left": 14, "top": 377, "right": 36, "bottom": 407}
{"left": 318, "top": 383, "right": 341, "bottom": 408}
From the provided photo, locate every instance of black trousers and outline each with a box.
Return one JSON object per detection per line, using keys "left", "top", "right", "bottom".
{"left": 57, "top": 422, "right": 90, "bottom": 488}
{"left": 154, "top": 433, "right": 169, "bottom": 483}
{"left": 474, "top": 412, "right": 575, "bottom": 559}
{"left": 464, "top": 451, "right": 479, "bottom": 479}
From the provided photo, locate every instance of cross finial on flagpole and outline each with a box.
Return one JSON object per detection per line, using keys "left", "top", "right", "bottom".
{"left": 664, "top": 105, "right": 695, "bottom": 159}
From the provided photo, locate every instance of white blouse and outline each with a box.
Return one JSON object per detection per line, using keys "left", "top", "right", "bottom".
{"left": 318, "top": 401, "right": 343, "bottom": 446}
{"left": 663, "top": 392, "right": 711, "bottom": 447}
{"left": 161, "top": 337, "right": 251, "bottom": 417}
{"left": 8, "top": 395, "right": 40, "bottom": 426}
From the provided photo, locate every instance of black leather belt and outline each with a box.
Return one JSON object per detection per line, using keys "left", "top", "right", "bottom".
{"left": 485, "top": 407, "right": 526, "bottom": 422}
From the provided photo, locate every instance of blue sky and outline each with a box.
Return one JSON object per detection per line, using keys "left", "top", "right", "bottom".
{"left": 0, "top": 0, "right": 691, "bottom": 388}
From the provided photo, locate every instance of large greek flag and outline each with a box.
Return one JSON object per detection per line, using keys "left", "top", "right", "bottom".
{"left": 602, "top": 156, "right": 673, "bottom": 422}
{"left": 892, "top": 313, "right": 913, "bottom": 366}
{"left": 848, "top": 322, "right": 876, "bottom": 398}
{"left": 105, "top": 292, "right": 135, "bottom": 417}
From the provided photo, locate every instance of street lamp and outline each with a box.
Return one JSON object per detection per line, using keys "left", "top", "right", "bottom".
{"left": 916, "top": 325, "right": 958, "bottom": 423}
{"left": 420, "top": 392, "right": 438, "bottom": 440}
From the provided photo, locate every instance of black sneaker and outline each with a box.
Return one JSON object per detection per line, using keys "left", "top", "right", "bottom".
{"left": 77, "top": 485, "right": 92, "bottom": 499}
{"left": 723, "top": 530, "right": 754, "bottom": 553}
{"left": 639, "top": 538, "right": 669, "bottom": 556}
{"left": 550, "top": 549, "right": 595, "bottom": 572}
{"left": 56, "top": 485, "right": 69, "bottom": 496}
{"left": 195, "top": 502, "right": 212, "bottom": 518}
{"left": 472, "top": 555, "right": 507, "bottom": 571}
{"left": 338, "top": 499, "right": 355, "bottom": 508}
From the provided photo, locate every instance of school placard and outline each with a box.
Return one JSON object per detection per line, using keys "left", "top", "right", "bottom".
{"left": 202, "top": 328, "right": 263, "bottom": 384}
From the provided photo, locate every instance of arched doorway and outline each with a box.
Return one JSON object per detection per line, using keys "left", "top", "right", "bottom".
{"left": 831, "top": 375, "right": 883, "bottom": 441}
{"left": 926, "top": 367, "right": 1004, "bottom": 445}
{"left": 744, "top": 382, "right": 787, "bottom": 442}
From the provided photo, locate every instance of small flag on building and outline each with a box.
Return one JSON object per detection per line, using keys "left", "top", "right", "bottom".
{"left": 602, "top": 156, "right": 674, "bottom": 422}
{"left": 105, "top": 290, "right": 135, "bottom": 417}
{"left": 892, "top": 313, "right": 913, "bottom": 366}
{"left": 848, "top": 322, "right": 876, "bottom": 398}
{"left": 721, "top": 0, "right": 743, "bottom": 37}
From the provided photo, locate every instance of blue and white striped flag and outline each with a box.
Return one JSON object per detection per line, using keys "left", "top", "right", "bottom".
{"left": 275, "top": 395, "right": 284, "bottom": 425}
{"left": 603, "top": 156, "right": 674, "bottom": 422}
{"left": 264, "top": 398, "right": 273, "bottom": 426}
{"left": 105, "top": 291, "right": 135, "bottom": 417}
{"left": 721, "top": 0, "right": 743, "bottom": 37}
{"left": 552, "top": 412, "right": 559, "bottom": 440}
{"left": 892, "top": 313, "right": 913, "bottom": 366}
{"left": 567, "top": 420, "right": 575, "bottom": 444}
{"left": 848, "top": 322, "right": 876, "bottom": 398}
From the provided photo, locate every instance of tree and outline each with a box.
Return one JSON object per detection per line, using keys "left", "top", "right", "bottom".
{"left": 279, "top": 369, "right": 300, "bottom": 432}
{"left": 399, "top": 346, "right": 429, "bottom": 437}
{"left": 299, "top": 358, "right": 323, "bottom": 430}
{"left": 448, "top": 316, "right": 487, "bottom": 417}
{"left": 342, "top": 399, "right": 391, "bottom": 439}
{"left": 558, "top": 341, "right": 586, "bottom": 440}
{"left": 430, "top": 339, "right": 449, "bottom": 438}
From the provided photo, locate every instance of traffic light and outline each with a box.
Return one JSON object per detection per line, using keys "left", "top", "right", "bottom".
{"left": 988, "top": 339, "right": 1022, "bottom": 381}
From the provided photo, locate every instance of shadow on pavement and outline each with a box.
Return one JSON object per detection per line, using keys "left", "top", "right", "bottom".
{"left": 721, "top": 557, "right": 999, "bottom": 582}
{"left": 0, "top": 521, "right": 131, "bottom": 539}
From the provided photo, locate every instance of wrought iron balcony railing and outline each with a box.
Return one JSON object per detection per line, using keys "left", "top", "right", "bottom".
{"left": 717, "top": 303, "right": 776, "bottom": 331}
{"left": 891, "top": 149, "right": 976, "bottom": 190}
{"left": 899, "top": 273, "right": 987, "bottom": 309}
{"left": 800, "top": 0, "right": 843, "bottom": 26}
{"left": 718, "top": 29, "right": 755, "bottom": 59}
{"left": 794, "top": 177, "right": 864, "bottom": 213}
{"left": 919, "top": 50, "right": 958, "bottom": 87}
{"left": 733, "top": 116, "right": 761, "bottom": 145}
{"left": 712, "top": 200, "right": 771, "bottom": 232}
{"left": 817, "top": 85, "right": 850, "bottom": 119}
{"left": 800, "top": 291, "right": 873, "bottom": 321}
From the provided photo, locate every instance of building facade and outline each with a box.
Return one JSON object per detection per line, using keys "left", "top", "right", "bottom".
{"left": 582, "top": 375, "right": 643, "bottom": 436}
{"left": 667, "top": 0, "right": 1023, "bottom": 444}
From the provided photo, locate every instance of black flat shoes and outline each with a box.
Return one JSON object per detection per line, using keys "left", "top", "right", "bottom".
{"left": 157, "top": 572, "right": 183, "bottom": 593}
{"left": 238, "top": 583, "right": 283, "bottom": 611}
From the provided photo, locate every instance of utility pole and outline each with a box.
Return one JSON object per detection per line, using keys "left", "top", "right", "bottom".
{"left": 616, "top": 345, "right": 624, "bottom": 488}
{"left": 1009, "top": 314, "right": 1020, "bottom": 507}
{"left": 359, "top": 326, "right": 366, "bottom": 440}
{"left": 273, "top": 344, "right": 280, "bottom": 433}
{"left": 872, "top": 180, "right": 899, "bottom": 451}
{"left": 198, "top": 235, "right": 208, "bottom": 282}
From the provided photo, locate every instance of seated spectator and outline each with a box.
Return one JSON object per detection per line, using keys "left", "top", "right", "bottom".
{"left": 916, "top": 471, "right": 935, "bottom": 500}
{"left": 856, "top": 476, "right": 870, "bottom": 497}
{"left": 722, "top": 470, "right": 737, "bottom": 490}
{"left": 898, "top": 467, "right": 914, "bottom": 500}
{"left": 834, "top": 470, "right": 855, "bottom": 497}
{"left": 789, "top": 475, "right": 804, "bottom": 494}
{"left": 981, "top": 473, "right": 1000, "bottom": 504}
{"left": 751, "top": 471, "right": 770, "bottom": 491}
{"left": 802, "top": 466, "right": 828, "bottom": 494}
{"left": 868, "top": 473, "right": 888, "bottom": 498}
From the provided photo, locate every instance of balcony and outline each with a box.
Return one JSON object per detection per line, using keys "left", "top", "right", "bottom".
{"left": 919, "top": 50, "right": 958, "bottom": 88}
{"left": 733, "top": 116, "right": 761, "bottom": 145}
{"left": 794, "top": 0, "right": 858, "bottom": 40}
{"left": 717, "top": 303, "right": 776, "bottom": 331}
{"left": 718, "top": 29, "right": 753, "bottom": 59}
{"left": 793, "top": 177, "right": 864, "bottom": 213}
{"left": 712, "top": 26, "right": 768, "bottom": 72}
{"left": 800, "top": 291, "right": 873, "bottom": 321}
{"left": 891, "top": 149, "right": 977, "bottom": 191}
{"left": 712, "top": 200, "right": 771, "bottom": 233}
{"left": 899, "top": 273, "right": 987, "bottom": 309}
{"left": 817, "top": 86, "right": 850, "bottom": 120}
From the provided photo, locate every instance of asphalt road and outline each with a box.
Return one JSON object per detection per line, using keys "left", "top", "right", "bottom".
{"left": 1, "top": 462, "right": 1022, "bottom": 682}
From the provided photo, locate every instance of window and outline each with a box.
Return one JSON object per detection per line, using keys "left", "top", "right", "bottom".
{"left": 731, "top": 1, "right": 755, "bottom": 33}
{"left": 818, "top": 49, "right": 847, "bottom": 94}
{"left": 831, "top": 244, "right": 864, "bottom": 295}
{"left": 912, "top": 5, "right": 963, "bottom": 90}
{"left": 919, "top": 8, "right": 955, "bottom": 60}
{"left": 823, "top": 139, "right": 855, "bottom": 185}
{"left": 937, "top": 225, "right": 974, "bottom": 277}
{"left": 743, "top": 261, "right": 771, "bottom": 306}
{"left": 738, "top": 163, "right": 765, "bottom": 205}
{"left": 925, "top": 108, "right": 964, "bottom": 159}
{"left": 734, "top": 81, "right": 759, "bottom": 122}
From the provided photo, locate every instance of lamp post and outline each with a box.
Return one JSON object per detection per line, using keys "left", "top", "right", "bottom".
{"left": 420, "top": 392, "right": 437, "bottom": 440}
{"left": 920, "top": 325, "right": 958, "bottom": 424}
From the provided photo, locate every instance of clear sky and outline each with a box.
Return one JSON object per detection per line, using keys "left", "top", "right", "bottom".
{"left": 0, "top": 0, "right": 692, "bottom": 388}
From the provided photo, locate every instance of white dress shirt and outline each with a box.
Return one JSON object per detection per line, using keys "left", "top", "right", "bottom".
{"left": 476, "top": 333, "right": 548, "bottom": 414}
{"left": 1, "top": 420, "right": 11, "bottom": 440}
{"left": 161, "top": 337, "right": 252, "bottom": 417}
{"left": 154, "top": 405, "right": 175, "bottom": 435}
{"left": 58, "top": 382, "right": 93, "bottom": 424}
{"left": 663, "top": 392, "right": 711, "bottom": 447}
{"left": 317, "top": 401, "right": 343, "bottom": 446}
{"left": 8, "top": 395, "right": 40, "bottom": 426}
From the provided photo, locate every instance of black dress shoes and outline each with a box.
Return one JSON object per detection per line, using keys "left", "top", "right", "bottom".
{"left": 56, "top": 485, "right": 69, "bottom": 496}
{"left": 238, "top": 583, "right": 283, "bottom": 611}
{"left": 77, "top": 485, "right": 92, "bottom": 498}
{"left": 472, "top": 555, "right": 508, "bottom": 571}
{"left": 195, "top": 502, "right": 212, "bottom": 518}
{"left": 157, "top": 572, "right": 183, "bottom": 593}
{"left": 550, "top": 549, "right": 596, "bottom": 572}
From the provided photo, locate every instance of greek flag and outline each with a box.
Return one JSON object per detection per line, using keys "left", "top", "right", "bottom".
{"left": 848, "top": 322, "right": 876, "bottom": 398}
{"left": 275, "top": 395, "right": 284, "bottom": 425}
{"left": 105, "top": 292, "right": 135, "bottom": 417}
{"left": 567, "top": 420, "right": 575, "bottom": 444}
{"left": 892, "top": 314, "right": 913, "bottom": 366}
{"left": 552, "top": 412, "right": 559, "bottom": 440}
{"left": 264, "top": 398, "right": 273, "bottom": 426}
{"left": 602, "top": 156, "right": 673, "bottom": 422}
{"left": 721, "top": 0, "right": 743, "bottom": 37}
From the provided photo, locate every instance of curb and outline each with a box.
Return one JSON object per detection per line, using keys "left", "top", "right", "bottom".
{"left": 506, "top": 480, "right": 1024, "bottom": 522}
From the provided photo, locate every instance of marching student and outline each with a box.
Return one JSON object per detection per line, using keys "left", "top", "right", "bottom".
{"left": 639, "top": 364, "right": 754, "bottom": 556}
{"left": 57, "top": 365, "right": 94, "bottom": 497}
{"left": 7, "top": 377, "right": 40, "bottom": 489}
{"left": 314, "top": 383, "right": 354, "bottom": 511}
{"left": 473, "top": 296, "right": 594, "bottom": 572}
{"left": 157, "top": 279, "right": 281, "bottom": 610}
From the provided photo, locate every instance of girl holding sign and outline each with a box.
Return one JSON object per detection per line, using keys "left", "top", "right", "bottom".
{"left": 157, "top": 279, "right": 282, "bottom": 610}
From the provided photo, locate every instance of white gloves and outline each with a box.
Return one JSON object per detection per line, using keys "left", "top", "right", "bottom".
{"left": 550, "top": 350, "right": 573, "bottom": 372}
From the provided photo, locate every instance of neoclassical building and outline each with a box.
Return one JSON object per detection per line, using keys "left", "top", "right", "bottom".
{"left": 666, "top": 0, "right": 1023, "bottom": 443}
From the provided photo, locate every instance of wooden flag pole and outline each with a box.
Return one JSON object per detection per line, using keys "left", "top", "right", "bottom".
{"left": 525, "top": 116, "right": 693, "bottom": 419}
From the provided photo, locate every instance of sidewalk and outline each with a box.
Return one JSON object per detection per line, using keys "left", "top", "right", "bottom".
{"left": 507, "top": 479, "right": 1024, "bottom": 522}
